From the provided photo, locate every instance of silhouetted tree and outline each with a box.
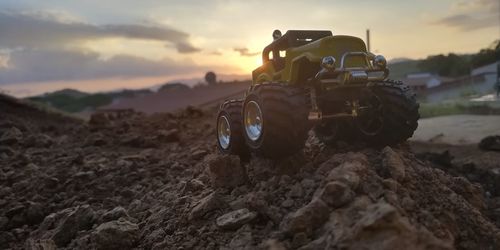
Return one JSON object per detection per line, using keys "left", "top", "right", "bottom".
{"left": 417, "top": 53, "right": 471, "bottom": 77}
{"left": 205, "top": 71, "right": 217, "bottom": 85}
{"left": 417, "top": 40, "right": 500, "bottom": 77}
{"left": 471, "top": 40, "right": 500, "bottom": 68}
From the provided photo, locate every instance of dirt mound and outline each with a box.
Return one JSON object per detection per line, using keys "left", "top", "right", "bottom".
{"left": 1, "top": 94, "right": 499, "bottom": 249}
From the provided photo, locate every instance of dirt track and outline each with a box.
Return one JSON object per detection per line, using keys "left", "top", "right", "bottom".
{"left": 411, "top": 115, "right": 500, "bottom": 145}
{"left": 1, "top": 94, "right": 500, "bottom": 249}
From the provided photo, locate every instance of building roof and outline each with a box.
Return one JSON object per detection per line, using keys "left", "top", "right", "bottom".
{"left": 471, "top": 61, "right": 499, "bottom": 76}
{"left": 403, "top": 75, "right": 453, "bottom": 87}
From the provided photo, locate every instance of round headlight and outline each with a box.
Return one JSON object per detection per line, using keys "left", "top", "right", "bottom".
{"left": 373, "top": 55, "right": 387, "bottom": 69}
{"left": 272, "top": 30, "right": 282, "bottom": 40}
{"left": 321, "top": 56, "right": 336, "bottom": 71}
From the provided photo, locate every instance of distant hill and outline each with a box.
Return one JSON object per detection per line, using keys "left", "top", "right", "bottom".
{"left": 28, "top": 88, "right": 153, "bottom": 113}
{"left": 49, "top": 88, "right": 89, "bottom": 98}
{"left": 388, "top": 40, "right": 499, "bottom": 79}
{"left": 388, "top": 60, "right": 420, "bottom": 80}
{"left": 157, "top": 82, "right": 190, "bottom": 92}
{"left": 388, "top": 57, "right": 412, "bottom": 64}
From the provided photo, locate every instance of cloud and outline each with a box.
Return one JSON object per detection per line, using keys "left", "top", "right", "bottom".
{"left": 453, "top": 0, "right": 498, "bottom": 11}
{"left": 208, "top": 50, "right": 222, "bottom": 56}
{"left": 233, "top": 48, "right": 259, "bottom": 57}
{"left": 433, "top": 0, "right": 499, "bottom": 30}
{"left": 0, "top": 49, "right": 202, "bottom": 84}
{"left": 0, "top": 11, "right": 200, "bottom": 53}
{"left": 433, "top": 13, "right": 499, "bottom": 30}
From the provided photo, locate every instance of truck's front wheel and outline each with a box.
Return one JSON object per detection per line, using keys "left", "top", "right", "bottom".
{"left": 243, "top": 84, "right": 309, "bottom": 158}
{"left": 357, "top": 81, "right": 419, "bottom": 145}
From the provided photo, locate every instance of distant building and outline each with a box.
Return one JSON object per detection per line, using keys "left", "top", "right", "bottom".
{"left": 471, "top": 61, "right": 499, "bottom": 77}
{"left": 404, "top": 72, "right": 453, "bottom": 93}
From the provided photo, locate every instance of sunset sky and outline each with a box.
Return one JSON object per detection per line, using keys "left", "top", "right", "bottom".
{"left": 0, "top": 0, "right": 499, "bottom": 96}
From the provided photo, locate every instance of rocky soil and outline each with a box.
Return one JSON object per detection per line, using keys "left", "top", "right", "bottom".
{"left": 1, "top": 94, "right": 500, "bottom": 250}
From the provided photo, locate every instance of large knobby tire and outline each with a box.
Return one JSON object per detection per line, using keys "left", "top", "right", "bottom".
{"left": 358, "top": 80, "right": 419, "bottom": 145}
{"left": 243, "top": 84, "right": 309, "bottom": 158}
{"left": 216, "top": 100, "right": 248, "bottom": 157}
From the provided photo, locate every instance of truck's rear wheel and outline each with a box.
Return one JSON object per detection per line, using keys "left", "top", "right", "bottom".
{"left": 357, "top": 81, "right": 419, "bottom": 145}
{"left": 216, "top": 100, "right": 248, "bottom": 157}
{"left": 243, "top": 84, "right": 309, "bottom": 158}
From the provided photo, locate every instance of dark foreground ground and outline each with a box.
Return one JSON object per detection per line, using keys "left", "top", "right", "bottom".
{"left": 1, "top": 94, "right": 500, "bottom": 250}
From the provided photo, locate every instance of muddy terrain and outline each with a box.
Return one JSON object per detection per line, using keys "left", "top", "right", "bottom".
{"left": 1, "top": 94, "right": 500, "bottom": 250}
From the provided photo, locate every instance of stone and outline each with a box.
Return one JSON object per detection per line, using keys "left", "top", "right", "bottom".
{"left": 300, "top": 178, "right": 315, "bottom": 190}
{"left": 36, "top": 134, "right": 54, "bottom": 147}
{"left": 85, "top": 133, "right": 106, "bottom": 146}
{"left": 89, "top": 113, "right": 110, "bottom": 127}
{"left": 292, "top": 232, "right": 309, "bottom": 248}
{"left": 326, "top": 167, "right": 360, "bottom": 190}
{"left": 101, "top": 206, "right": 129, "bottom": 222}
{"left": 382, "top": 147, "right": 406, "bottom": 182}
{"left": 73, "top": 171, "right": 96, "bottom": 179}
{"left": 25, "top": 201, "right": 45, "bottom": 225}
{"left": 207, "top": 154, "right": 246, "bottom": 189}
{"left": 216, "top": 208, "right": 257, "bottom": 230}
{"left": 281, "top": 199, "right": 294, "bottom": 208}
{"left": 120, "top": 135, "right": 145, "bottom": 147}
{"left": 340, "top": 202, "right": 453, "bottom": 250}
{"left": 25, "top": 134, "right": 54, "bottom": 147}
{"left": 318, "top": 181, "right": 354, "bottom": 208}
{"left": 228, "top": 231, "right": 253, "bottom": 250}
{"left": 183, "top": 106, "right": 204, "bottom": 117}
{"left": 192, "top": 149, "right": 208, "bottom": 160}
{"left": 50, "top": 205, "right": 96, "bottom": 247}
{"left": 45, "top": 177, "right": 60, "bottom": 189}
{"left": 189, "top": 192, "right": 225, "bottom": 220}
{"left": 25, "top": 238, "right": 57, "bottom": 250}
{"left": 91, "top": 219, "right": 139, "bottom": 250}
{"left": 479, "top": 135, "right": 500, "bottom": 151}
{"left": 181, "top": 179, "right": 206, "bottom": 193}
{"left": 281, "top": 198, "right": 330, "bottom": 235}
{"left": 157, "top": 129, "right": 180, "bottom": 142}
{"left": 287, "top": 183, "right": 304, "bottom": 198}
{"left": 0, "top": 127, "right": 22, "bottom": 145}
{"left": 263, "top": 239, "right": 287, "bottom": 250}
{"left": 6, "top": 204, "right": 25, "bottom": 218}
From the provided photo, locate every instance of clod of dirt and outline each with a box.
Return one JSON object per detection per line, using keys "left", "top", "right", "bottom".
{"left": 479, "top": 135, "right": 500, "bottom": 151}
{"left": 101, "top": 207, "right": 130, "bottom": 222}
{"left": 156, "top": 129, "right": 180, "bottom": 143}
{"left": 0, "top": 127, "right": 23, "bottom": 145}
{"left": 33, "top": 205, "right": 96, "bottom": 247}
{"left": 216, "top": 208, "right": 257, "bottom": 230}
{"left": 317, "top": 181, "right": 354, "bottom": 208}
{"left": 281, "top": 198, "right": 330, "bottom": 236}
{"left": 91, "top": 219, "right": 139, "bottom": 250}
{"left": 189, "top": 192, "right": 226, "bottom": 220}
{"left": 207, "top": 154, "right": 247, "bottom": 189}
{"left": 382, "top": 146, "right": 406, "bottom": 182}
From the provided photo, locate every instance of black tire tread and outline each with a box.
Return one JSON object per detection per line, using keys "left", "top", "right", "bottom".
{"left": 364, "top": 80, "right": 419, "bottom": 145}
{"left": 244, "top": 83, "right": 309, "bottom": 158}
{"left": 216, "top": 100, "right": 248, "bottom": 157}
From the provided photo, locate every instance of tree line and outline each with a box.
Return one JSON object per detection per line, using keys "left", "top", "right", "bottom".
{"left": 418, "top": 40, "right": 500, "bottom": 77}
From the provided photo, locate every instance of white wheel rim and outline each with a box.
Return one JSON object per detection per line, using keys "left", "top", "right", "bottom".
{"left": 245, "top": 100, "right": 263, "bottom": 141}
{"left": 218, "top": 115, "right": 231, "bottom": 149}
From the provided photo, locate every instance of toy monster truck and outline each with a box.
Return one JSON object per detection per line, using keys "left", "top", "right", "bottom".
{"left": 216, "top": 30, "right": 419, "bottom": 158}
